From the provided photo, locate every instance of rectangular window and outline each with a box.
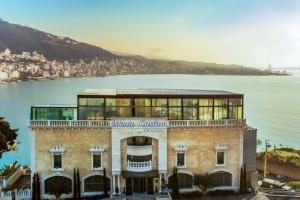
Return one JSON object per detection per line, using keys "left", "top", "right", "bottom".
{"left": 106, "top": 98, "right": 131, "bottom": 106}
{"left": 183, "top": 99, "right": 198, "bottom": 106}
{"left": 53, "top": 154, "right": 62, "bottom": 169}
{"left": 214, "top": 107, "right": 228, "bottom": 120}
{"left": 199, "top": 99, "right": 213, "bottom": 106}
{"left": 177, "top": 152, "right": 185, "bottom": 167}
{"left": 199, "top": 107, "right": 213, "bottom": 120}
{"left": 169, "top": 107, "right": 182, "bottom": 120}
{"left": 135, "top": 107, "right": 151, "bottom": 117}
{"left": 169, "top": 99, "right": 182, "bottom": 106}
{"left": 217, "top": 151, "right": 225, "bottom": 165}
{"left": 152, "top": 99, "right": 167, "bottom": 107}
{"left": 78, "top": 107, "right": 104, "bottom": 120}
{"left": 183, "top": 107, "right": 197, "bottom": 120}
{"left": 93, "top": 154, "right": 101, "bottom": 169}
{"left": 214, "top": 99, "right": 228, "bottom": 106}
{"left": 229, "top": 106, "right": 243, "bottom": 119}
{"left": 152, "top": 107, "right": 167, "bottom": 117}
{"left": 229, "top": 98, "right": 242, "bottom": 106}
{"left": 135, "top": 98, "right": 151, "bottom": 106}
{"left": 79, "top": 98, "right": 104, "bottom": 106}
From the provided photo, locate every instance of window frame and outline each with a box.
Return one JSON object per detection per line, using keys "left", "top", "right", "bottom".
{"left": 175, "top": 145, "right": 188, "bottom": 168}
{"left": 89, "top": 146, "right": 104, "bottom": 171}
{"left": 49, "top": 146, "right": 65, "bottom": 172}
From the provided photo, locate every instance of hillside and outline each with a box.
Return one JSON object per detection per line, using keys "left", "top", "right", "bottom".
{"left": 0, "top": 19, "right": 286, "bottom": 76}
{"left": 0, "top": 20, "right": 114, "bottom": 61}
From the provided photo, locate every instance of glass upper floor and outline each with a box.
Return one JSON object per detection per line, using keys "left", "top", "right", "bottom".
{"left": 30, "top": 88, "right": 244, "bottom": 120}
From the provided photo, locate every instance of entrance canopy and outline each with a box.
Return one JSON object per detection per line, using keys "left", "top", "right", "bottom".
{"left": 122, "top": 170, "right": 159, "bottom": 178}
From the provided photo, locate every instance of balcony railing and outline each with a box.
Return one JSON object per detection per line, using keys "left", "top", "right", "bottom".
{"left": 127, "top": 160, "right": 152, "bottom": 172}
{"left": 168, "top": 119, "right": 246, "bottom": 127}
{"left": 29, "top": 120, "right": 111, "bottom": 128}
{"left": 127, "top": 145, "right": 152, "bottom": 156}
{"left": 29, "top": 119, "right": 245, "bottom": 128}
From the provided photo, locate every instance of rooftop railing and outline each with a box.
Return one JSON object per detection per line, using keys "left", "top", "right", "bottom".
{"left": 29, "top": 119, "right": 246, "bottom": 128}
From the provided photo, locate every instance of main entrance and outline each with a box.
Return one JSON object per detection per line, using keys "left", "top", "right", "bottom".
{"left": 126, "top": 178, "right": 153, "bottom": 194}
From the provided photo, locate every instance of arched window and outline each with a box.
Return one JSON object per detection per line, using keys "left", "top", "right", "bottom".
{"left": 84, "top": 175, "right": 111, "bottom": 192}
{"left": 44, "top": 176, "right": 72, "bottom": 195}
{"left": 210, "top": 171, "right": 232, "bottom": 187}
{"left": 168, "top": 173, "right": 193, "bottom": 189}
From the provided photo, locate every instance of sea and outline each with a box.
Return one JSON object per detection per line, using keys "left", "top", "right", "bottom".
{"left": 1, "top": 73, "right": 300, "bottom": 167}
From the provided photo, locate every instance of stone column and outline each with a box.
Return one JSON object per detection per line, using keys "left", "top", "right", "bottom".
{"left": 159, "top": 173, "right": 162, "bottom": 193}
{"left": 112, "top": 175, "right": 116, "bottom": 195}
{"left": 117, "top": 175, "right": 121, "bottom": 195}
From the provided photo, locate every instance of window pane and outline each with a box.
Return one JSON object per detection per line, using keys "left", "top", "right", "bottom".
{"left": 116, "top": 107, "right": 132, "bottom": 117}
{"left": 135, "top": 107, "right": 151, "bottom": 117}
{"left": 93, "top": 154, "right": 101, "bottom": 169}
{"left": 106, "top": 98, "right": 131, "bottom": 106}
{"left": 183, "top": 99, "right": 198, "bottom": 106}
{"left": 84, "top": 175, "right": 111, "bottom": 192}
{"left": 79, "top": 98, "right": 104, "bottom": 106}
{"left": 183, "top": 107, "right": 197, "bottom": 120}
{"left": 214, "top": 99, "right": 228, "bottom": 106}
{"left": 199, "top": 99, "right": 213, "bottom": 106}
{"left": 199, "top": 107, "right": 213, "bottom": 120}
{"left": 217, "top": 151, "right": 225, "bottom": 165}
{"left": 229, "top": 98, "right": 242, "bottom": 106}
{"left": 79, "top": 107, "right": 104, "bottom": 120}
{"left": 53, "top": 154, "right": 62, "bottom": 169}
{"left": 229, "top": 106, "right": 243, "bottom": 119}
{"left": 152, "top": 107, "right": 167, "bottom": 117}
{"left": 169, "top": 107, "right": 182, "bottom": 120}
{"left": 214, "top": 107, "right": 228, "bottom": 120}
{"left": 177, "top": 152, "right": 185, "bottom": 167}
{"left": 135, "top": 98, "right": 151, "bottom": 106}
{"left": 169, "top": 99, "right": 182, "bottom": 106}
{"left": 152, "top": 99, "right": 167, "bottom": 107}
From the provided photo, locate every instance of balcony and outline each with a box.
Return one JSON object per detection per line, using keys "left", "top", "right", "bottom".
{"left": 127, "top": 145, "right": 152, "bottom": 156}
{"left": 127, "top": 160, "right": 152, "bottom": 172}
{"left": 29, "top": 119, "right": 245, "bottom": 128}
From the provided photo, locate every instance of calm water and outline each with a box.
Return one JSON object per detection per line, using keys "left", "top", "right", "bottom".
{"left": 1, "top": 74, "right": 300, "bottom": 167}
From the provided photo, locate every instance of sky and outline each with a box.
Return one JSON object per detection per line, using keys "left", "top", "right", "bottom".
{"left": 1, "top": 0, "right": 300, "bottom": 68}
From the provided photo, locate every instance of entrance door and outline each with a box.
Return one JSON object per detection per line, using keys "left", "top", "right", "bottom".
{"left": 147, "top": 178, "right": 154, "bottom": 194}
{"left": 126, "top": 178, "right": 132, "bottom": 195}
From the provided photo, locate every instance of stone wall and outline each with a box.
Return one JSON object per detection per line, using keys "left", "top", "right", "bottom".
{"left": 167, "top": 127, "right": 243, "bottom": 187}
{"left": 257, "top": 158, "right": 300, "bottom": 180}
{"left": 34, "top": 128, "right": 112, "bottom": 180}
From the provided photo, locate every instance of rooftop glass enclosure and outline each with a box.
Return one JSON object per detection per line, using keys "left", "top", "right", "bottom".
{"left": 77, "top": 97, "right": 243, "bottom": 120}
{"left": 30, "top": 89, "right": 243, "bottom": 121}
{"left": 31, "top": 106, "right": 77, "bottom": 120}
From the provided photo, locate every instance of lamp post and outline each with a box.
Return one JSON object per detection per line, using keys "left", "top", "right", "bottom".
{"left": 263, "top": 140, "right": 270, "bottom": 178}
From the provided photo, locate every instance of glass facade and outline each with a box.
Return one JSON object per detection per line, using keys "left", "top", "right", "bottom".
{"left": 31, "top": 107, "right": 76, "bottom": 120}
{"left": 31, "top": 96, "right": 243, "bottom": 120}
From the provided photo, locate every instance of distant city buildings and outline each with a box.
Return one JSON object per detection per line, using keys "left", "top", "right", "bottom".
{"left": 0, "top": 48, "right": 140, "bottom": 82}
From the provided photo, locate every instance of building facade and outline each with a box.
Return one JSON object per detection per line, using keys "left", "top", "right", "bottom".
{"left": 29, "top": 88, "right": 257, "bottom": 199}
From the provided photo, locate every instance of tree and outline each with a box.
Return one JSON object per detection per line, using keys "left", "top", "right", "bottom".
{"left": 32, "top": 173, "right": 36, "bottom": 200}
{"left": 240, "top": 164, "right": 247, "bottom": 194}
{"left": 0, "top": 116, "right": 18, "bottom": 158}
{"left": 103, "top": 168, "right": 108, "bottom": 196}
{"left": 73, "top": 168, "right": 77, "bottom": 199}
{"left": 76, "top": 169, "right": 81, "bottom": 199}
{"left": 171, "top": 166, "right": 179, "bottom": 197}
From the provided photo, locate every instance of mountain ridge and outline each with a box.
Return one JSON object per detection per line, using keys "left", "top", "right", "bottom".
{"left": 0, "top": 19, "right": 286, "bottom": 76}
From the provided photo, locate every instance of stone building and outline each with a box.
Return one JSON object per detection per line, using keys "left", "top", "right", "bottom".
{"left": 29, "top": 88, "right": 257, "bottom": 199}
